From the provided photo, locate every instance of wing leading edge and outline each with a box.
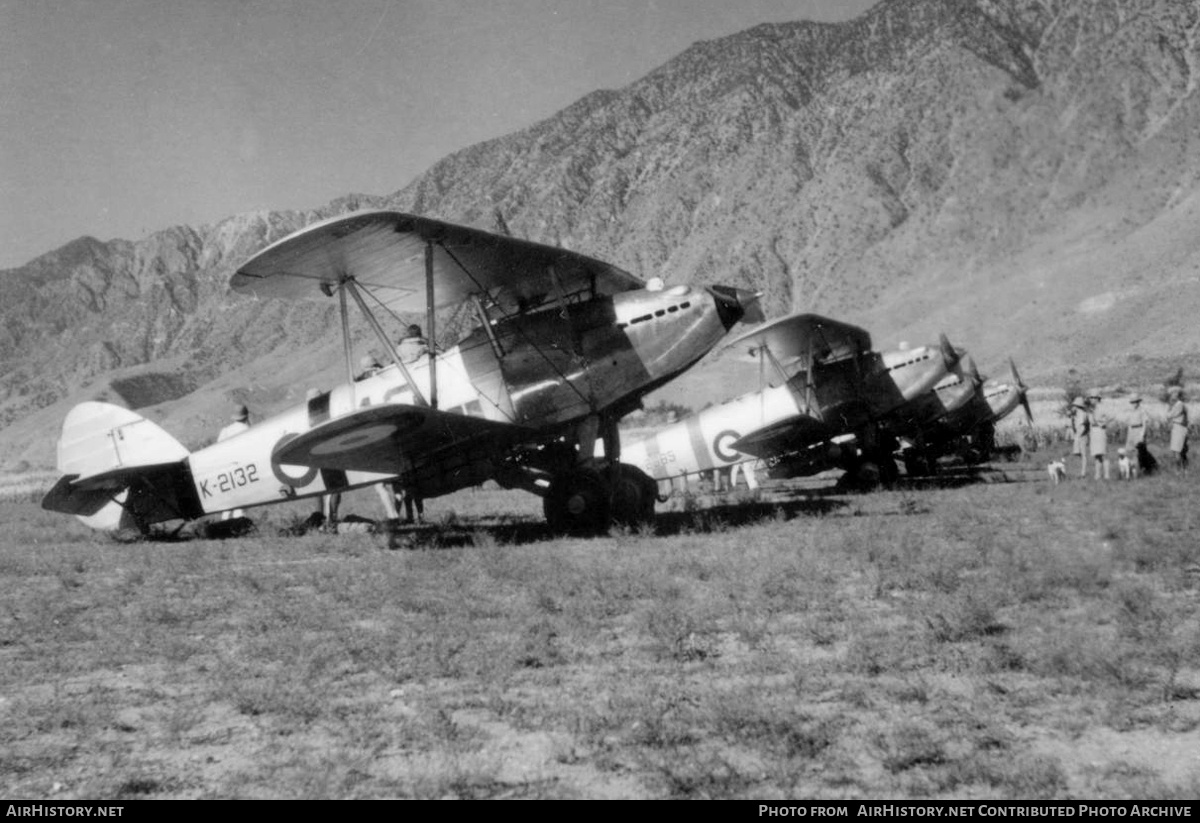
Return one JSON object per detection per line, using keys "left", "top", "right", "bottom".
{"left": 232, "top": 210, "right": 644, "bottom": 315}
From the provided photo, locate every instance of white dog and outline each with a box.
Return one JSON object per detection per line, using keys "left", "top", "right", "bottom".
{"left": 1116, "top": 447, "right": 1134, "bottom": 480}
{"left": 1047, "top": 458, "right": 1067, "bottom": 484}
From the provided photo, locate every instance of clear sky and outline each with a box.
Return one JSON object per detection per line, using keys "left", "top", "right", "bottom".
{"left": 0, "top": 0, "right": 879, "bottom": 269}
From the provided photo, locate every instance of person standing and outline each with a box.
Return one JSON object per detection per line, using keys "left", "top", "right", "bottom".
{"left": 394, "top": 325, "right": 430, "bottom": 522}
{"left": 1069, "top": 396, "right": 1090, "bottom": 478}
{"left": 217, "top": 405, "right": 251, "bottom": 519}
{"left": 1087, "top": 391, "right": 1110, "bottom": 480}
{"left": 1167, "top": 385, "right": 1190, "bottom": 469}
{"left": 1125, "top": 394, "right": 1154, "bottom": 476}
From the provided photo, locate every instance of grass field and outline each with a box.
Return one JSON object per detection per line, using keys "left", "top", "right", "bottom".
{"left": 2, "top": 456, "right": 1199, "bottom": 799}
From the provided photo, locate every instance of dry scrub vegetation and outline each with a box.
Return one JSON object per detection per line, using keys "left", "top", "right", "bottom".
{"left": 2, "top": 462, "right": 1199, "bottom": 799}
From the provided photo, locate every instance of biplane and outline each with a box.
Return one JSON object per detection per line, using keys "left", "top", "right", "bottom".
{"left": 621, "top": 313, "right": 960, "bottom": 488}
{"left": 42, "top": 210, "right": 760, "bottom": 533}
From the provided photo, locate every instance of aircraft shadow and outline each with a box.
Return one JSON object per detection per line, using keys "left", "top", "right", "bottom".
{"left": 781, "top": 464, "right": 1032, "bottom": 496}
{"left": 381, "top": 494, "right": 848, "bottom": 549}
{"left": 652, "top": 496, "right": 848, "bottom": 535}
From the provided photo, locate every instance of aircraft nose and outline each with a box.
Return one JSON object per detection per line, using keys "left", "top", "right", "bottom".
{"left": 708, "top": 286, "right": 764, "bottom": 329}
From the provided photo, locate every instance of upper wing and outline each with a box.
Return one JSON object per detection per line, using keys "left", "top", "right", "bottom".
{"left": 724, "top": 313, "right": 872, "bottom": 365}
{"left": 272, "top": 403, "right": 532, "bottom": 480}
{"left": 232, "top": 210, "right": 643, "bottom": 314}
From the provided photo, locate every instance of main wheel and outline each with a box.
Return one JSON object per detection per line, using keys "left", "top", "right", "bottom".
{"left": 855, "top": 460, "right": 882, "bottom": 489}
{"left": 544, "top": 468, "right": 610, "bottom": 534}
{"left": 840, "top": 456, "right": 897, "bottom": 490}
{"left": 609, "top": 463, "right": 658, "bottom": 529}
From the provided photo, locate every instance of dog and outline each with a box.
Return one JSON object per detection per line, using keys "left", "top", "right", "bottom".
{"left": 1117, "top": 447, "right": 1134, "bottom": 480}
{"left": 1047, "top": 457, "right": 1067, "bottom": 484}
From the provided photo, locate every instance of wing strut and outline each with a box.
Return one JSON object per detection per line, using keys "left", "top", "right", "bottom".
{"left": 343, "top": 277, "right": 429, "bottom": 407}
{"left": 759, "top": 340, "right": 821, "bottom": 422}
{"left": 339, "top": 280, "right": 355, "bottom": 386}
{"left": 425, "top": 242, "right": 438, "bottom": 409}
{"left": 472, "top": 294, "right": 505, "bottom": 358}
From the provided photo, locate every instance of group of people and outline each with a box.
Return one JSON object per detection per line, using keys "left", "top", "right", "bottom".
{"left": 1064, "top": 387, "right": 1189, "bottom": 480}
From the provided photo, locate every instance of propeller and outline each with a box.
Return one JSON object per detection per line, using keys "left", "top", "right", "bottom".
{"left": 938, "top": 333, "right": 959, "bottom": 370}
{"left": 1009, "top": 357, "right": 1033, "bottom": 424}
{"left": 961, "top": 352, "right": 983, "bottom": 388}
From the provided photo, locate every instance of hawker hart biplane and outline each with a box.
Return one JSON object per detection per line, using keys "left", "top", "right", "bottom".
{"left": 621, "top": 313, "right": 960, "bottom": 489}
{"left": 42, "top": 210, "right": 760, "bottom": 534}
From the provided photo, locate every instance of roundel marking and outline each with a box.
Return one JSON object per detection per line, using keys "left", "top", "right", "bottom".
{"left": 309, "top": 423, "right": 398, "bottom": 456}
{"left": 712, "top": 429, "right": 742, "bottom": 463}
{"left": 271, "top": 432, "right": 319, "bottom": 488}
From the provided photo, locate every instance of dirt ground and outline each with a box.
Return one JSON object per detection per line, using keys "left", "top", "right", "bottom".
{"left": 3, "top": 463, "right": 1199, "bottom": 799}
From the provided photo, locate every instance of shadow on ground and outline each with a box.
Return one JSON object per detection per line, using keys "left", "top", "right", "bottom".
{"left": 133, "top": 464, "right": 1036, "bottom": 548}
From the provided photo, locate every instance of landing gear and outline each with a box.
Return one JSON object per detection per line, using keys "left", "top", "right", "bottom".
{"left": 839, "top": 449, "right": 900, "bottom": 491}
{"left": 961, "top": 422, "right": 996, "bottom": 465}
{"left": 544, "top": 467, "right": 609, "bottom": 534}
{"left": 609, "top": 463, "right": 658, "bottom": 528}
{"left": 542, "top": 413, "right": 660, "bottom": 534}
{"left": 854, "top": 461, "right": 883, "bottom": 489}
{"left": 902, "top": 451, "right": 937, "bottom": 478}
{"left": 837, "top": 426, "right": 901, "bottom": 490}
{"left": 543, "top": 462, "right": 659, "bottom": 534}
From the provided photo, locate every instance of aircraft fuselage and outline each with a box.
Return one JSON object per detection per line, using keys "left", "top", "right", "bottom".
{"left": 622, "top": 342, "right": 950, "bottom": 483}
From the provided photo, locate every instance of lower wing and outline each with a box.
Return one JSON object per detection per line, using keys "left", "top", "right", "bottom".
{"left": 732, "top": 414, "right": 835, "bottom": 459}
{"left": 272, "top": 404, "right": 532, "bottom": 487}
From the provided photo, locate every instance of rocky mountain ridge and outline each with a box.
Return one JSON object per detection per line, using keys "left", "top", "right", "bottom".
{"left": 3, "top": 0, "right": 1199, "bottom": 470}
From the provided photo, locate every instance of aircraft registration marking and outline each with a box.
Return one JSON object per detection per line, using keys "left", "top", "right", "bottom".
{"left": 199, "top": 464, "right": 261, "bottom": 499}
{"left": 644, "top": 450, "right": 676, "bottom": 472}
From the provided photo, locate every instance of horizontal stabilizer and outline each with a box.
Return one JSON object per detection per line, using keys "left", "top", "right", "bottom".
{"left": 41, "top": 474, "right": 114, "bottom": 518}
{"left": 69, "top": 463, "right": 195, "bottom": 492}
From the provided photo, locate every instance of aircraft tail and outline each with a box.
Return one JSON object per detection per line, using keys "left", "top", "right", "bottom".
{"left": 41, "top": 401, "right": 202, "bottom": 532}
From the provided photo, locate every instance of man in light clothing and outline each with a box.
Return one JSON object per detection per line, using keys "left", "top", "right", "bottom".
{"left": 1069, "top": 396, "right": 1090, "bottom": 478}
{"left": 1086, "top": 392, "right": 1110, "bottom": 481}
{"left": 1167, "top": 385, "right": 1189, "bottom": 469}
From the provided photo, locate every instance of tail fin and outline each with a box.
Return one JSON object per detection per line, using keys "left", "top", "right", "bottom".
{"left": 42, "top": 402, "right": 199, "bottom": 531}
